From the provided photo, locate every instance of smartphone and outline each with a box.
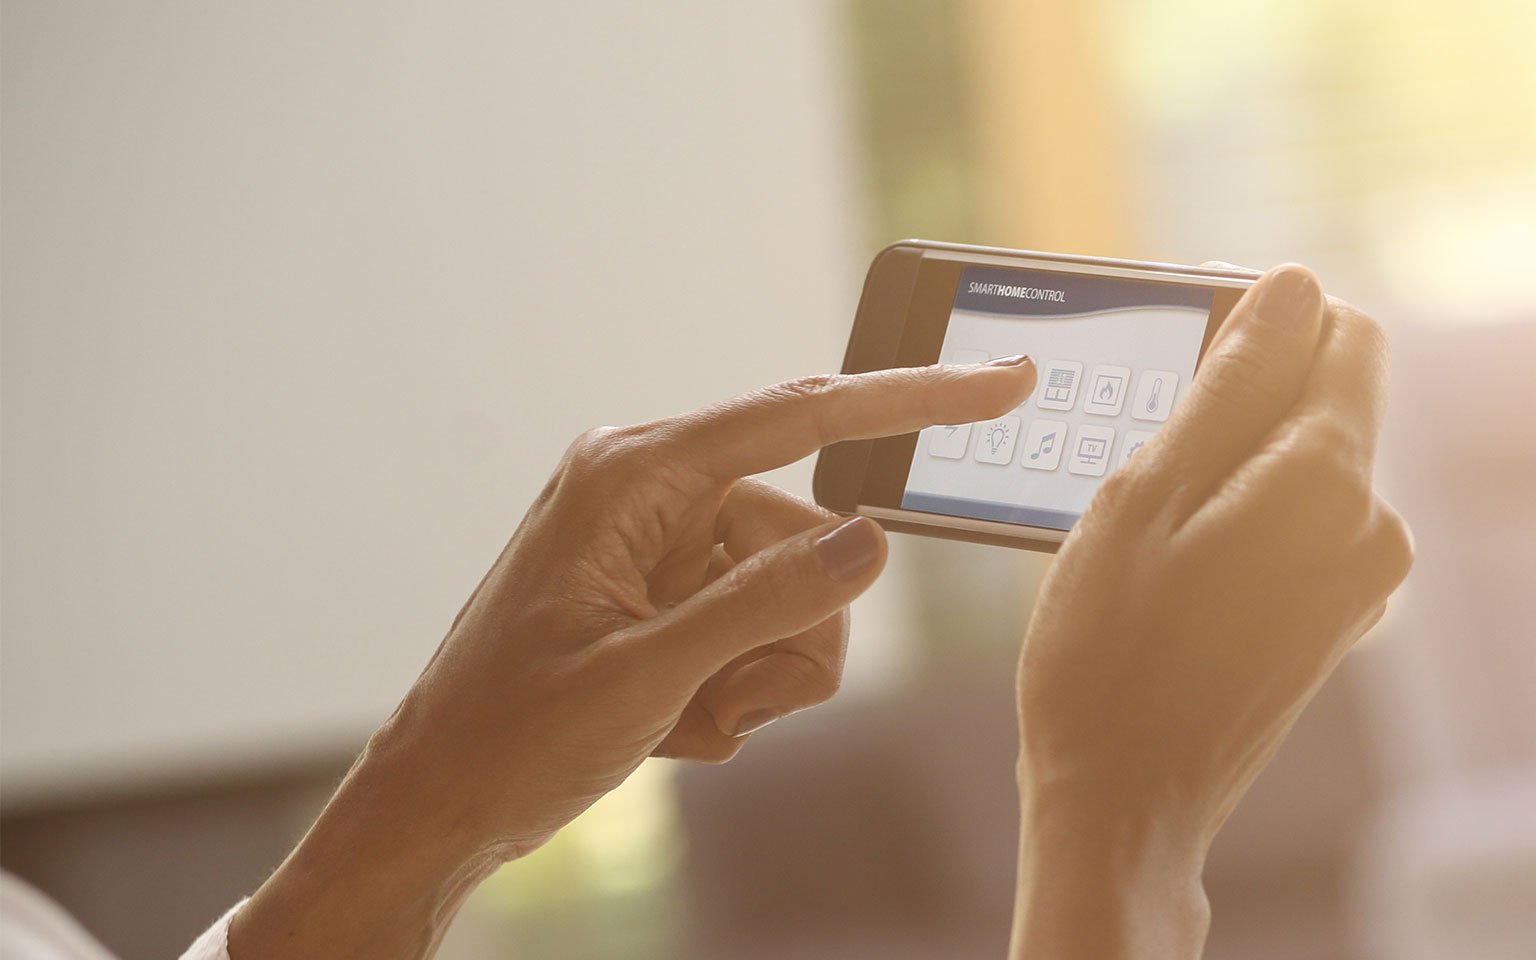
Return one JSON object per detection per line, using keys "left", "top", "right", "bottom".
{"left": 813, "top": 240, "right": 1256, "bottom": 552}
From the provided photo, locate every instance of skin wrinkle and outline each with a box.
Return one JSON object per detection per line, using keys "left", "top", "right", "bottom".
{"left": 225, "top": 268, "right": 1410, "bottom": 960}
{"left": 1009, "top": 267, "right": 1411, "bottom": 960}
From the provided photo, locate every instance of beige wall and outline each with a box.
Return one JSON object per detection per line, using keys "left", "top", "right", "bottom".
{"left": 1, "top": 1, "right": 906, "bottom": 805}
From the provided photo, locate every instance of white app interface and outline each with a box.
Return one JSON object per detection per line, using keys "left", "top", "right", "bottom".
{"left": 901, "top": 265, "right": 1213, "bottom": 531}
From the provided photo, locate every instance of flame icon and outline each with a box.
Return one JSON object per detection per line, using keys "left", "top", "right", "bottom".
{"left": 1090, "top": 371, "right": 1125, "bottom": 408}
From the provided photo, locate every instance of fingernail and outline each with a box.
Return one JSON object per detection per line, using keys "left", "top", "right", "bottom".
{"left": 985, "top": 354, "right": 1032, "bottom": 367}
{"left": 1254, "top": 266, "right": 1320, "bottom": 325}
{"left": 734, "top": 708, "right": 784, "bottom": 737}
{"left": 815, "top": 516, "right": 882, "bottom": 581}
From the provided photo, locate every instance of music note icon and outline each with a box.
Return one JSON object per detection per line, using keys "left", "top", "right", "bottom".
{"left": 1021, "top": 419, "right": 1067, "bottom": 471}
{"left": 1029, "top": 431, "right": 1056, "bottom": 460}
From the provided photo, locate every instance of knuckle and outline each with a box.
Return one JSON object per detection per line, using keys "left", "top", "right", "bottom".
{"left": 756, "top": 374, "right": 846, "bottom": 446}
{"left": 744, "top": 551, "right": 806, "bottom": 614}
{"left": 1257, "top": 437, "right": 1370, "bottom": 536}
{"left": 1097, "top": 451, "right": 1148, "bottom": 501}
{"left": 1200, "top": 346, "right": 1289, "bottom": 413}
{"left": 769, "top": 372, "right": 842, "bottom": 403}
{"left": 566, "top": 424, "right": 618, "bottom": 455}
{"left": 1294, "top": 418, "right": 1369, "bottom": 487}
{"left": 1366, "top": 498, "right": 1415, "bottom": 587}
{"left": 560, "top": 424, "right": 650, "bottom": 485}
{"left": 917, "top": 365, "right": 992, "bottom": 421}
{"left": 779, "top": 652, "right": 841, "bottom": 703}
{"left": 1311, "top": 468, "right": 1373, "bottom": 530}
{"left": 562, "top": 425, "right": 619, "bottom": 469}
{"left": 1261, "top": 447, "right": 1316, "bottom": 494}
{"left": 1331, "top": 298, "right": 1391, "bottom": 362}
{"left": 1088, "top": 462, "right": 1140, "bottom": 515}
{"left": 1086, "top": 452, "right": 1163, "bottom": 527}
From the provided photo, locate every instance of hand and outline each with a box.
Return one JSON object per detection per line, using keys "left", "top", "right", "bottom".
{"left": 1009, "top": 266, "right": 1412, "bottom": 959}
{"left": 231, "top": 355, "right": 1039, "bottom": 959}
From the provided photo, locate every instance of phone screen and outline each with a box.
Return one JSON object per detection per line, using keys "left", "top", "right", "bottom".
{"left": 897, "top": 263, "right": 1226, "bottom": 532}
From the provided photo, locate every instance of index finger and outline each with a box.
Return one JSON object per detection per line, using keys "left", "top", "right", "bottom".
{"left": 1268, "top": 298, "right": 1391, "bottom": 465}
{"left": 662, "top": 357, "right": 1038, "bottom": 479}
{"left": 1195, "top": 298, "right": 1393, "bottom": 547}
{"left": 1149, "top": 265, "right": 1326, "bottom": 518}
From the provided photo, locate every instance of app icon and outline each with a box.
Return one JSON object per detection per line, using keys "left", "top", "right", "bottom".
{"left": 927, "top": 422, "right": 972, "bottom": 460}
{"left": 1132, "top": 370, "right": 1179, "bottom": 422}
{"left": 1084, "top": 364, "right": 1130, "bottom": 416}
{"left": 974, "top": 416, "right": 1021, "bottom": 464}
{"left": 1036, "top": 360, "right": 1083, "bottom": 411}
{"left": 1067, "top": 424, "right": 1116, "bottom": 477}
{"left": 1021, "top": 418, "right": 1068, "bottom": 471}
{"left": 1117, "top": 429, "right": 1157, "bottom": 467}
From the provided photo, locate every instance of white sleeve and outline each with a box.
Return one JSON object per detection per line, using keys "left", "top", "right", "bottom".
{"left": 1, "top": 871, "right": 120, "bottom": 960}
{"left": 177, "top": 900, "right": 246, "bottom": 960}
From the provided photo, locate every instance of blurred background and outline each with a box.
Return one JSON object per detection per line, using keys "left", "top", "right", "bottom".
{"left": 3, "top": 2, "right": 1533, "bottom": 958}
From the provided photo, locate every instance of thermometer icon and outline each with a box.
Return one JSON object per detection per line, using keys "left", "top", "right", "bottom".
{"left": 1145, "top": 377, "right": 1164, "bottom": 414}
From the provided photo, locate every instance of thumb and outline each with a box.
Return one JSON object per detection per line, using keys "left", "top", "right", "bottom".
{"left": 628, "top": 517, "right": 887, "bottom": 685}
{"left": 1153, "top": 263, "right": 1326, "bottom": 514}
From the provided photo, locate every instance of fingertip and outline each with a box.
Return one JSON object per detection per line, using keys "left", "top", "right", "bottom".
{"left": 1158, "top": 263, "right": 1332, "bottom": 501}
{"left": 1256, "top": 263, "right": 1325, "bottom": 321}
{"left": 1210, "top": 263, "right": 1325, "bottom": 357}
{"left": 730, "top": 707, "right": 785, "bottom": 738}
{"left": 704, "top": 646, "right": 843, "bottom": 738}
{"left": 983, "top": 353, "right": 1034, "bottom": 369}
{"left": 985, "top": 354, "right": 1036, "bottom": 385}
{"left": 814, "top": 516, "right": 887, "bottom": 583}
{"left": 1006, "top": 355, "right": 1039, "bottom": 391}
{"left": 1011, "top": 357, "right": 1040, "bottom": 405}
{"left": 1266, "top": 261, "right": 1320, "bottom": 285}
{"left": 1268, "top": 261, "right": 1314, "bottom": 276}
{"left": 969, "top": 354, "right": 1037, "bottom": 409}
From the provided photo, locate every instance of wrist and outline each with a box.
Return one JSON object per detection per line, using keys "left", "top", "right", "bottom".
{"left": 1010, "top": 773, "right": 1211, "bottom": 960}
{"left": 229, "top": 720, "right": 507, "bottom": 960}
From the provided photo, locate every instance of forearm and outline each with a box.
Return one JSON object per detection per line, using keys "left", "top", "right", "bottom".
{"left": 1009, "top": 775, "right": 1210, "bottom": 960}
{"left": 228, "top": 723, "right": 503, "bottom": 960}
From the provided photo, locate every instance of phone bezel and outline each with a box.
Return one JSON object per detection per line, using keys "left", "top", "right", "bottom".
{"left": 812, "top": 240, "right": 1256, "bottom": 552}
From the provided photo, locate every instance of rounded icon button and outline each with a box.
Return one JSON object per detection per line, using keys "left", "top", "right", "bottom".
{"left": 1036, "top": 360, "right": 1084, "bottom": 412}
{"left": 1084, "top": 364, "right": 1130, "bottom": 416}
{"left": 1132, "top": 370, "right": 1179, "bottom": 422}
{"left": 1021, "top": 418, "right": 1068, "bottom": 471}
{"left": 1067, "top": 424, "right": 1116, "bottom": 477}
{"left": 973, "top": 415, "right": 1021, "bottom": 464}
{"left": 927, "top": 422, "right": 973, "bottom": 460}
